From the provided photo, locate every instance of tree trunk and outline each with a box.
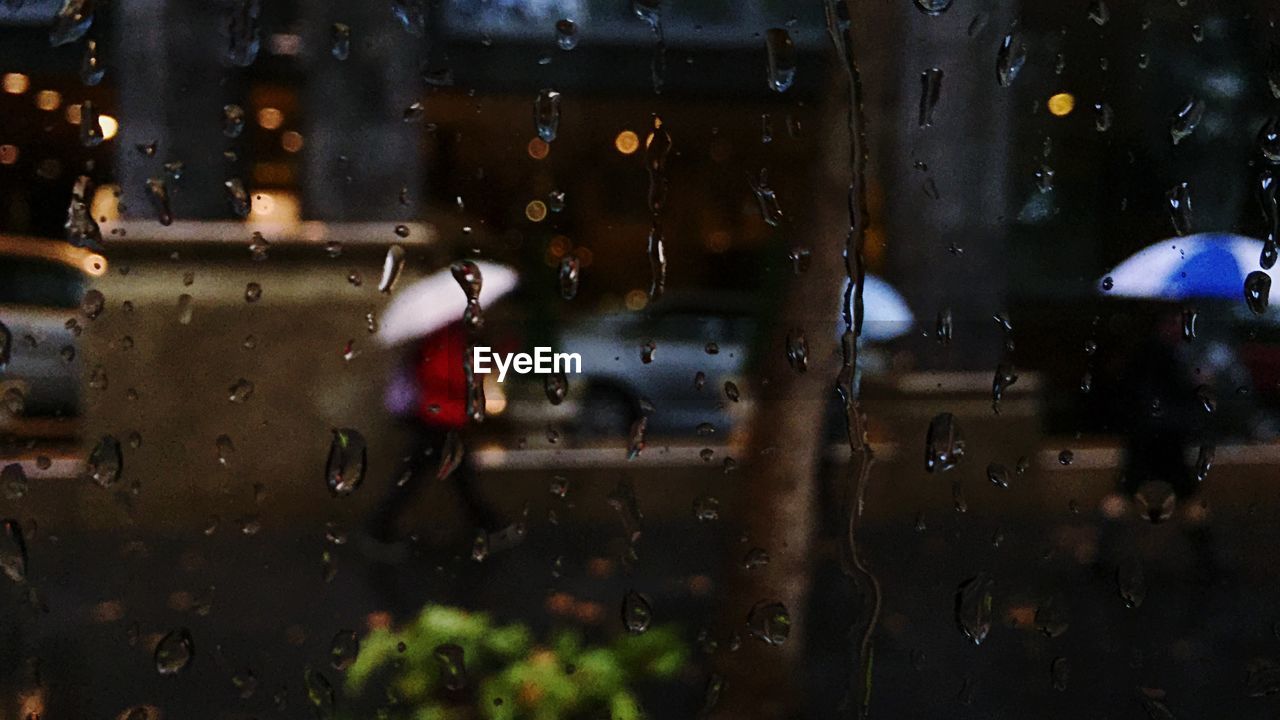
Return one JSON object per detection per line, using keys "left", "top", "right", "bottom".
{"left": 707, "top": 68, "right": 858, "bottom": 719}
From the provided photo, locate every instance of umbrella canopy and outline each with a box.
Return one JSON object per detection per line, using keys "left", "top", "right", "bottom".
{"left": 840, "top": 274, "right": 915, "bottom": 341}
{"left": 377, "top": 261, "right": 519, "bottom": 347}
{"left": 1099, "top": 232, "right": 1275, "bottom": 300}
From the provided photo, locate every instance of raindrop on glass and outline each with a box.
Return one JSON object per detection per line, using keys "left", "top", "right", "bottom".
{"left": 329, "top": 630, "right": 359, "bottom": 671}
{"left": 1087, "top": 0, "right": 1109, "bottom": 26}
{"left": 693, "top": 495, "right": 720, "bottom": 522}
{"left": 145, "top": 176, "right": 173, "bottom": 226}
{"left": 49, "top": 0, "right": 93, "bottom": 47}
{"left": 325, "top": 428, "right": 367, "bottom": 497}
{"left": 87, "top": 434, "right": 123, "bottom": 488}
{"left": 154, "top": 628, "right": 195, "bottom": 675}
{"left": 622, "top": 590, "right": 652, "bottom": 633}
{"left": 743, "top": 547, "right": 770, "bottom": 569}
{"left": 1167, "top": 181, "right": 1192, "bottom": 236}
{"left": 248, "top": 231, "right": 270, "bottom": 261}
{"left": 227, "top": 378, "right": 254, "bottom": 403}
{"left": 555, "top": 18, "right": 578, "bottom": 50}
{"left": 330, "top": 23, "right": 351, "bottom": 61}
{"left": 392, "top": 0, "right": 427, "bottom": 36}
{"left": 378, "top": 245, "right": 405, "bottom": 294}
{"left": 1182, "top": 306, "right": 1199, "bottom": 339}
{"left": 80, "top": 39, "right": 104, "bottom": 85}
{"left": 936, "top": 308, "right": 953, "bottom": 344}
{"left": 1094, "top": 102, "right": 1113, "bottom": 132}
{"left": 434, "top": 643, "right": 467, "bottom": 690}
{"left": 222, "top": 104, "right": 246, "bottom": 138}
{"left": 215, "top": 430, "right": 235, "bottom": 466}
{"left": 627, "top": 417, "right": 648, "bottom": 460}
{"left": 78, "top": 99, "right": 103, "bottom": 147}
{"left": 955, "top": 573, "right": 994, "bottom": 645}
{"left": 986, "top": 462, "right": 1010, "bottom": 488}
{"left": 65, "top": 175, "right": 102, "bottom": 248}
{"left": 925, "top": 412, "right": 965, "bottom": 472}
{"left": 918, "top": 68, "right": 943, "bottom": 127}
{"left": 81, "top": 288, "right": 105, "bottom": 319}
{"left": 534, "top": 89, "right": 561, "bottom": 143}
{"left": 176, "top": 293, "right": 194, "bottom": 325}
{"left": 991, "top": 363, "right": 1018, "bottom": 414}
{"left": 785, "top": 331, "right": 808, "bottom": 372}
{"left": 746, "top": 601, "right": 791, "bottom": 646}
{"left": 1170, "top": 98, "right": 1203, "bottom": 146}
{"left": 996, "top": 25, "right": 1027, "bottom": 87}
{"left": 1116, "top": 556, "right": 1145, "bottom": 608}
{"left": 558, "top": 255, "right": 580, "bottom": 300}
{"left": 303, "top": 667, "right": 335, "bottom": 719}
{"left": 1195, "top": 444, "right": 1214, "bottom": 483}
{"left": 1260, "top": 117, "right": 1280, "bottom": 163}
{"left": 0, "top": 519, "right": 28, "bottom": 583}
{"left": 544, "top": 372, "right": 568, "bottom": 405}
{"left": 451, "top": 261, "right": 484, "bottom": 329}
{"left": 1050, "top": 657, "right": 1070, "bottom": 691}
{"left": 747, "top": 168, "right": 783, "bottom": 226}
{"left": 225, "top": 0, "right": 261, "bottom": 67}
{"left": 0, "top": 322, "right": 10, "bottom": 371}
{"left": 1, "top": 464, "right": 27, "bottom": 500}
{"left": 1245, "top": 270, "right": 1271, "bottom": 315}
{"left": 764, "top": 28, "right": 796, "bottom": 93}
{"left": 225, "top": 178, "right": 250, "bottom": 218}
{"left": 914, "top": 0, "right": 952, "bottom": 14}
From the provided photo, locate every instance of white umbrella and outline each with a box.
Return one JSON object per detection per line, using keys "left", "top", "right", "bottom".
{"left": 377, "top": 261, "right": 519, "bottom": 347}
{"left": 839, "top": 274, "right": 915, "bottom": 341}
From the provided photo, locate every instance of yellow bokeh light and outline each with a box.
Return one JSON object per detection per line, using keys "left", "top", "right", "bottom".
{"left": 525, "top": 199, "right": 548, "bottom": 222}
{"left": 624, "top": 289, "right": 648, "bottom": 311}
{"left": 34, "top": 89, "right": 61, "bottom": 111}
{"left": 0, "top": 145, "right": 18, "bottom": 166}
{"left": 64, "top": 103, "right": 80, "bottom": 124}
{"left": 614, "top": 130, "right": 639, "bottom": 155}
{"left": 249, "top": 190, "right": 300, "bottom": 227}
{"left": 252, "top": 192, "right": 275, "bottom": 216}
{"left": 1048, "top": 92, "right": 1076, "bottom": 117}
{"left": 3, "top": 73, "right": 29, "bottom": 95}
{"left": 90, "top": 183, "right": 120, "bottom": 222}
{"left": 705, "top": 230, "right": 731, "bottom": 253}
{"left": 547, "top": 235, "right": 570, "bottom": 257}
{"left": 257, "top": 107, "right": 284, "bottom": 130}
{"left": 99, "top": 114, "right": 118, "bottom": 140}
{"left": 281, "top": 130, "right": 303, "bottom": 152}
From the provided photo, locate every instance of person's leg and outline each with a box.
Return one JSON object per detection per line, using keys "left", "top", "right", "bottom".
{"left": 366, "top": 424, "right": 442, "bottom": 544}
{"left": 451, "top": 440, "right": 503, "bottom": 533}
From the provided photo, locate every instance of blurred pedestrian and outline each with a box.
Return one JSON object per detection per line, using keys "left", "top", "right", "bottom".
{"left": 367, "top": 319, "right": 500, "bottom": 548}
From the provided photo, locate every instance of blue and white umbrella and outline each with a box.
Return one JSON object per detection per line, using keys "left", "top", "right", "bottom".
{"left": 1099, "top": 232, "right": 1277, "bottom": 300}
{"left": 839, "top": 274, "right": 914, "bottom": 341}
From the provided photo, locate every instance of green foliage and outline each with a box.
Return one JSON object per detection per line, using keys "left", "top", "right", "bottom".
{"left": 344, "top": 604, "right": 689, "bottom": 720}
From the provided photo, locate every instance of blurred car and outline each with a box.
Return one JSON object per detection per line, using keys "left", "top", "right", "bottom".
{"left": 560, "top": 293, "right": 756, "bottom": 439}
{"left": 494, "top": 283, "right": 914, "bottom": 442}
{"left": 0, "top": 236, "right": 106, "bottom": 439}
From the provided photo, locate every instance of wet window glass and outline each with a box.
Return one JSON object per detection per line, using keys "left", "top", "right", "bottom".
{"left": 2, "top": 0, "right": 1280, "bottom": 717}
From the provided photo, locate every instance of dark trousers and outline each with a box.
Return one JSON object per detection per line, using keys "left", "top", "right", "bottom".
{"left": 366, "top": 424, "right": 499, "bottom": 544}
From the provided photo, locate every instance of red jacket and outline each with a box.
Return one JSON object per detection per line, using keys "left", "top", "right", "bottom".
{"left": 415, "top": 321, "right": 468, "bottom": 429}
